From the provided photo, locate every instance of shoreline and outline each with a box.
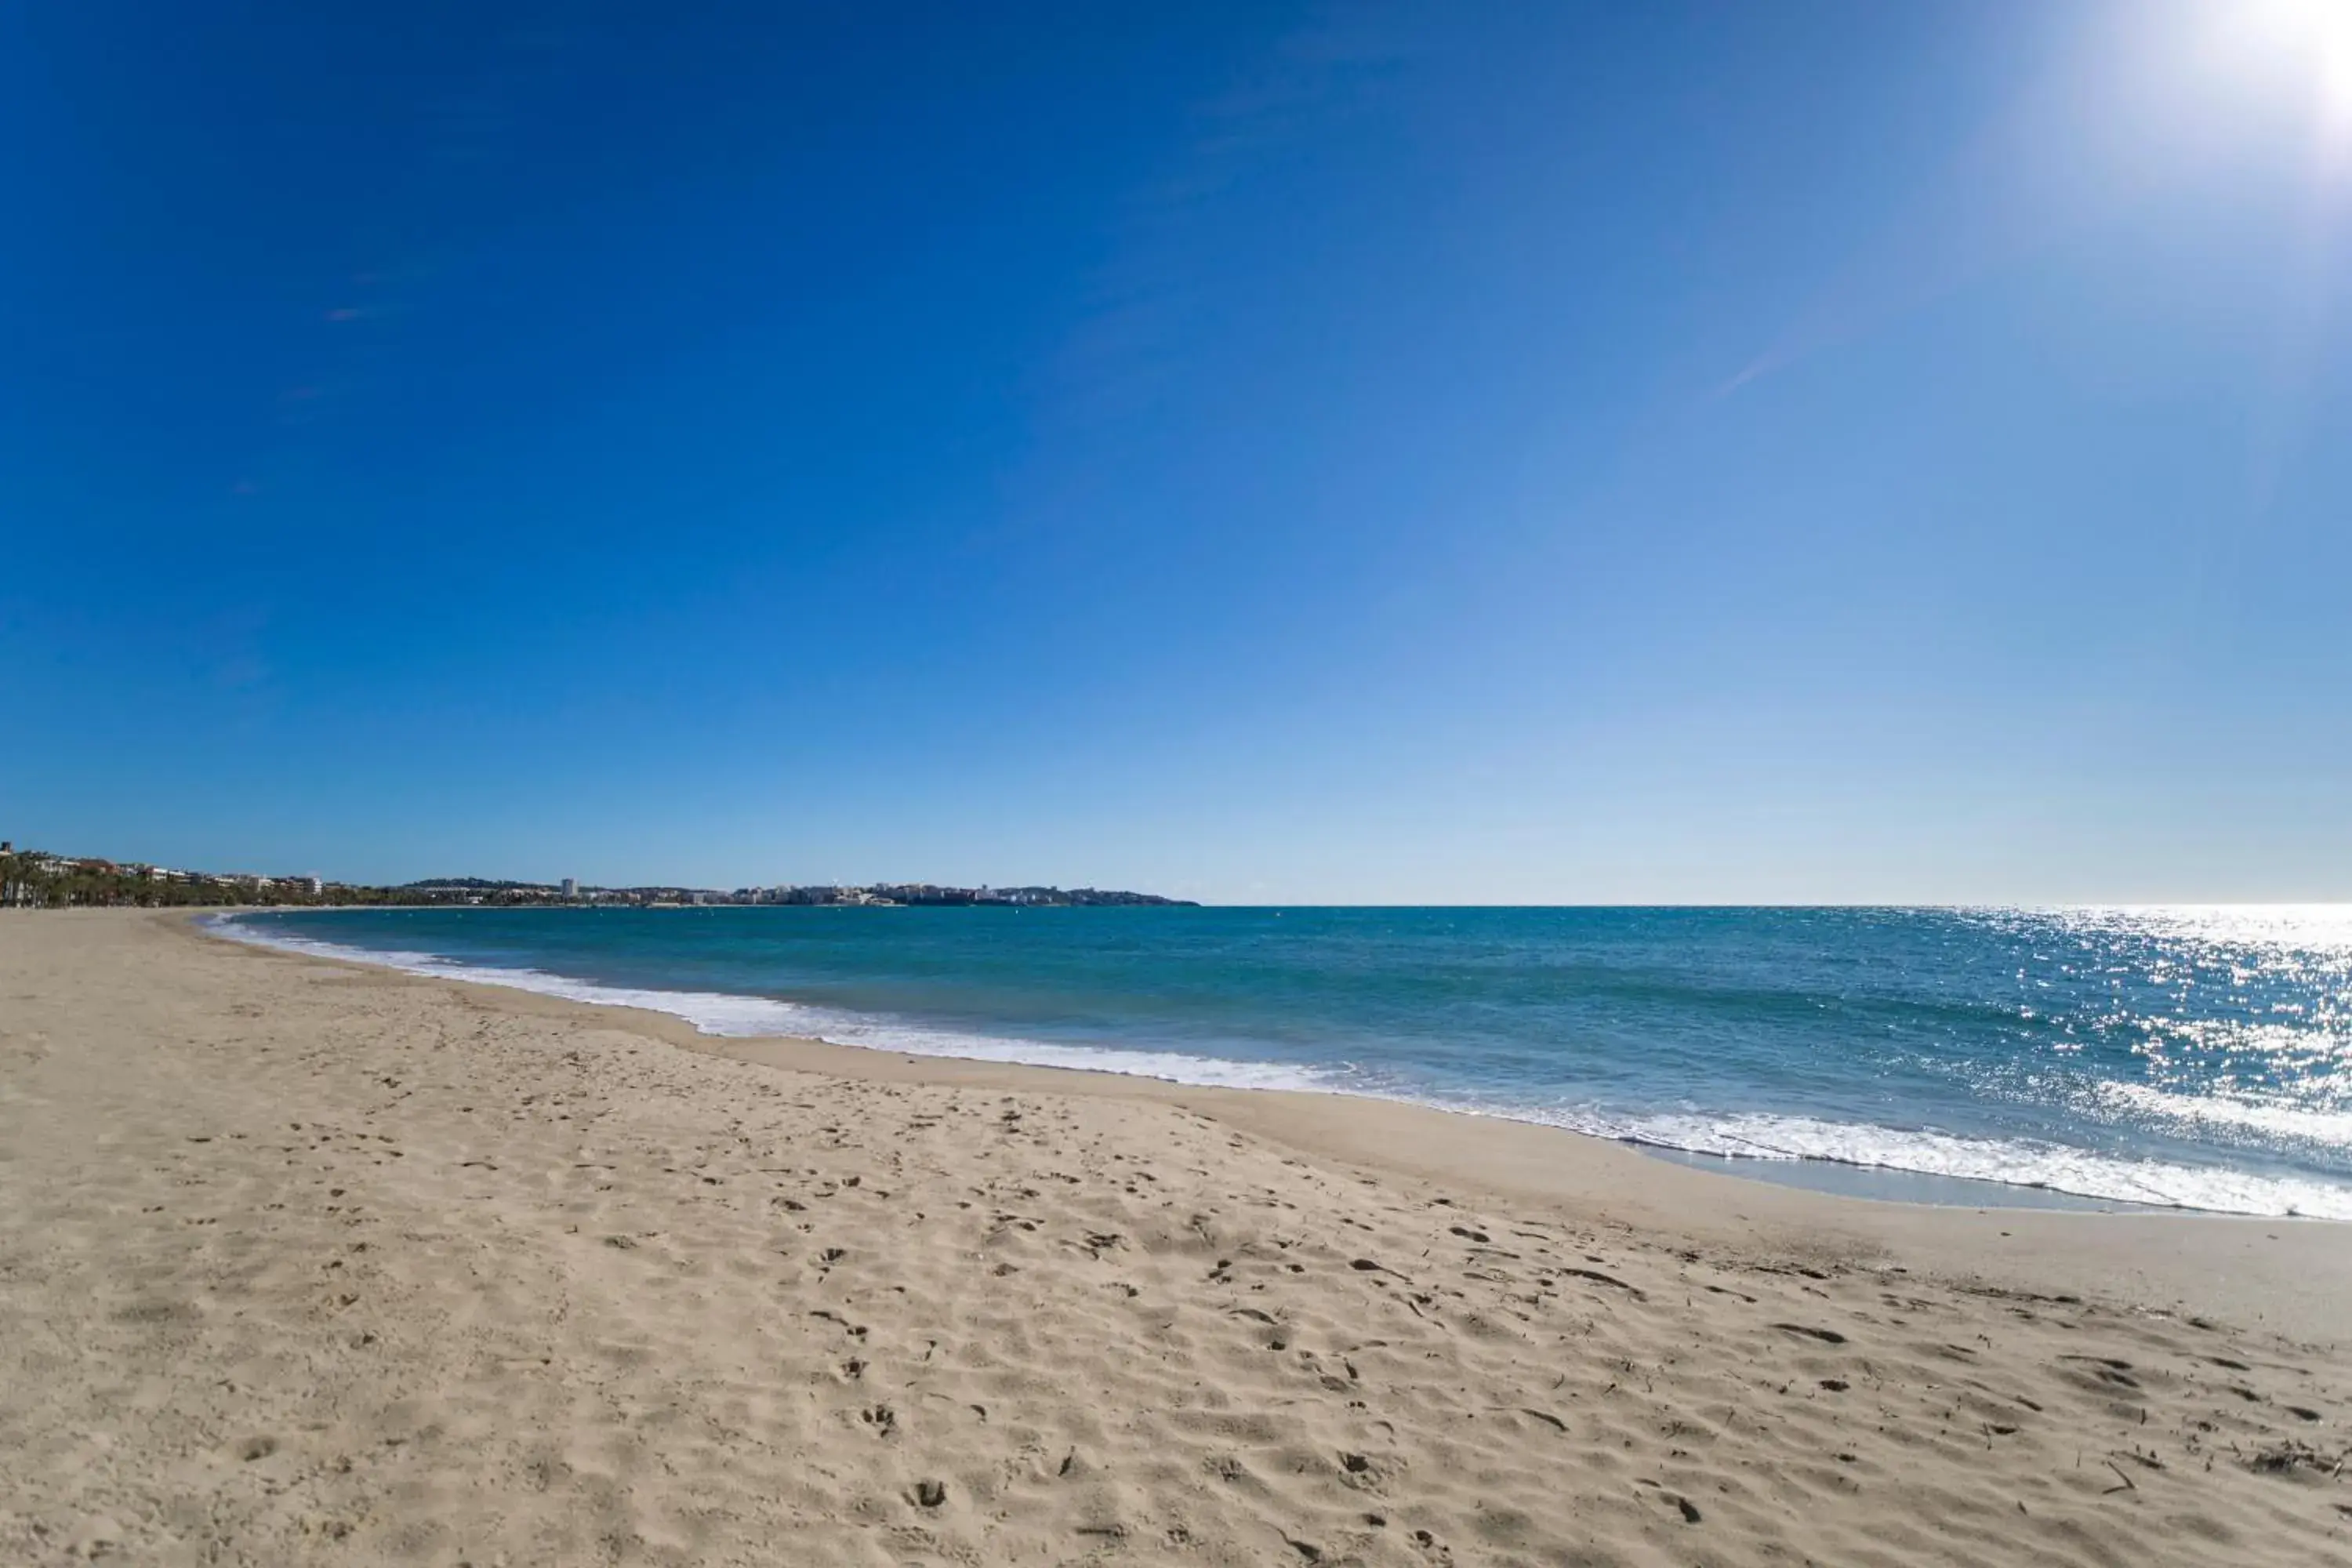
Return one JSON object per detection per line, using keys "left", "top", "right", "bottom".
{"left": 205, "top": 910, "right": 2171, "bottom": 1215}
{"left": 198, "top": 907, "right": 2348, "bottom": 1214}
{"left": 180, "top": 909, "right": 2352, "bottom": 1342}
{"left": 8, "top": 909, "right": 2348, "bottom": 1565}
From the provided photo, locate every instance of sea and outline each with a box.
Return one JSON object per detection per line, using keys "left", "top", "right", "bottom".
{"left": 209, "top": 905, "right": 2352, "bottom": 1220}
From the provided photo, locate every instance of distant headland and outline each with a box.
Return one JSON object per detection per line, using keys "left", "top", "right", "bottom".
{"left": 0, "top": 841, "right": 1196, "bottom": 910}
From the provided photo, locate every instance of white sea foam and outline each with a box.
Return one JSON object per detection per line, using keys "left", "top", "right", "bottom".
{"left": 202, "top": 915, "right": 1336, "bottom": 1093}
{"left": 208, "top": 915, "right": 818, "bottom": 1036}
{"left": 2089, "top": 1080, "right": 2352, "bottom": 1150}
{"left": 789, "top": 1015, "right": 1337, "bottom": 1092}
{"left": 1475, "top": 1104, "right": 2352, "bottom": 1220}
{"left": 205, "top": 913, "right": 2352, "bottom": 1221}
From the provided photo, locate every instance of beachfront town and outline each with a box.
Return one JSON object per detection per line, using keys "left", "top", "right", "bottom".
{"left": 0, "top": 842, "right": 1191, "bottom": 910}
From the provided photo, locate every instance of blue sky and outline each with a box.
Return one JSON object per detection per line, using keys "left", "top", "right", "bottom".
{"left": 5, "top": 1, "right": 2349, "bottom": 902}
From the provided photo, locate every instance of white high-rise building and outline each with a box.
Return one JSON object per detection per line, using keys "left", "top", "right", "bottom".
{"left": 561, "top": 877, "right": 579, "bottom": 898}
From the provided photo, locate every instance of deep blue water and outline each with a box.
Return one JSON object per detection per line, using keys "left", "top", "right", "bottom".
{"left": 217, "top": 905, "right": 2352, "bottom": 1218}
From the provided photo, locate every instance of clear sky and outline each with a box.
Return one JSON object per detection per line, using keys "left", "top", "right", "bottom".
{"left": 5, "top": 1, "right": 2349, "bottom": 902}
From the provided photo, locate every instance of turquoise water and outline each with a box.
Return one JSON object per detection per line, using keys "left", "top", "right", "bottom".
{"left": 216, "top": 905, "right": 2352, "bottom": 1218}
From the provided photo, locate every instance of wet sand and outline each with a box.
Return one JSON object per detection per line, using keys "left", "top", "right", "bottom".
{"left": 2, "top": 909, "right": 2347, "bottom": 1565}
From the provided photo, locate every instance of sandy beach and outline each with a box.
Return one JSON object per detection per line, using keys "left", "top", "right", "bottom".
{"left": 3, "top": 912, "right": 2348, "bottom": 1566}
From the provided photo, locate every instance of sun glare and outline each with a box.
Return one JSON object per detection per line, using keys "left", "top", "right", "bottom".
{"left": 2243, "top": 0, "right": 2352, "bottom": 136}
{"left": 2332, "top": 33, "right": 2352, "bottom": 129}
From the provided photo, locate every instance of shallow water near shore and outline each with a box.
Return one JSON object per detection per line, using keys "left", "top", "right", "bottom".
{"left": 214, "top": 904, "right": 2352, "bottom": 1219}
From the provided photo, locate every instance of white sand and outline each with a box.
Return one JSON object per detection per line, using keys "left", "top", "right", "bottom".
{"left": 2, "top": 910, "right": 2347, "bottom": 1565}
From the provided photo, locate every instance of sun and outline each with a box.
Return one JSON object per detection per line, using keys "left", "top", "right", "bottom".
{"left": 2245, "top": 0, "right": 2352, "bottom": 131}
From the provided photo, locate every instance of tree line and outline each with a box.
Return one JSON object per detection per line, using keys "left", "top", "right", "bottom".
{"left": 0, "top": 851, "right": 398, "bottom": 909}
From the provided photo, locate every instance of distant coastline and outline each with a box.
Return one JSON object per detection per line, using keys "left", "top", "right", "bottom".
{"left": 0, "top": 840, "right": 1194, "bottom": 911}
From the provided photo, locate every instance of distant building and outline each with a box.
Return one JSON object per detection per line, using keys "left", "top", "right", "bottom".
{"left": 561, "top": 877, "right": 579, "bottom": 898}
{"left": 304, "top": 875, "right": 324, "bottom": 895}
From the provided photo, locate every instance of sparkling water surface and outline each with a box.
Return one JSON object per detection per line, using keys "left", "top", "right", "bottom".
{"left": 216, "top": 905, "right": 2352, "bottom": 1218}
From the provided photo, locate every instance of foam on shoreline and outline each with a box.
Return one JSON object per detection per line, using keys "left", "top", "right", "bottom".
{"left": 205, "top": 913, "right": 2352, "bottom": 1221}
